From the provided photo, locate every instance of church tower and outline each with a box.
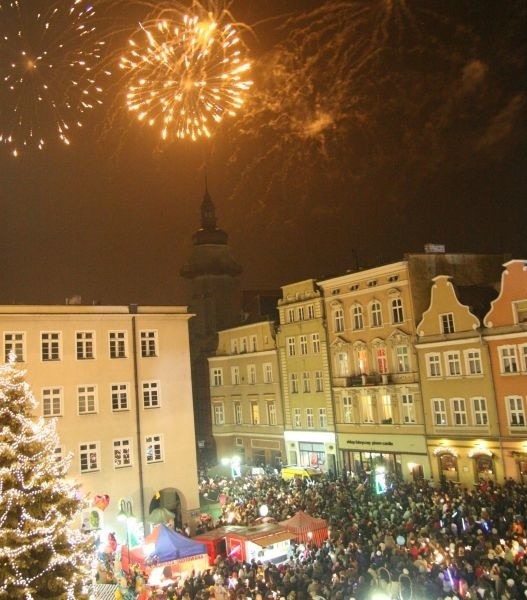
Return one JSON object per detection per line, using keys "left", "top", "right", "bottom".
{"left": 180, "top": 187, "right": 242, "bottom": 463}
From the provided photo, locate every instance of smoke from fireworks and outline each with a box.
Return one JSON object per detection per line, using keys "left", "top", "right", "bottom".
{"left": 0, "top": 0, "right": 106, "bottom": 157}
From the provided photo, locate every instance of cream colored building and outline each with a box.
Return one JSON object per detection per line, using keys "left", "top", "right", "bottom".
{"left": 0, "top": 304, "right": 200, "bottom": 543}
{"left": 209, "top": 320, "right": 285, "bottom": 468}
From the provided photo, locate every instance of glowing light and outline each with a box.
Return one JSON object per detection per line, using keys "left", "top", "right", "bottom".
{"left": 0, "top": 0, "right": 106, "bottom": 156}
{"left": 118, "top": 5, "right": 252, "bottom": 141}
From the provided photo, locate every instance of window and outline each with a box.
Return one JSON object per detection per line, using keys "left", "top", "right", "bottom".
{"left": 319, "top": 408, "right": 327, "bottom": 428}
{"left": 391, "top": 298, "right": 404, "bottom": 324}
{"left": 213, "top": 403, "right": 225, "bottom": 425}
{"left": 293, "top": 408, "right": 302, "bottom": 428}
{"left": 352, "top": 304, "right": 364, "bottom": 330}
{"left": 42, "top": 387, "right": 62, "bottom": 417}
{"left": 231, "top": 339, "right": 239, "bottom": 354}
{"left": 247, "top": 364, "right": 256, "bottom": 384}
{"left": 76, "top": 331, "right": 95, "bottom": 360}
{"left": 395, "top": 346, "right": 410, "bottom": 373}
{"left": 109, "top": 331, "right": 127, "bottom": 358}
{"left": 143, "top": 381, "right": 160, "bottom": 408}
{"left": 433, "top": 398, "right": 447, "bottom": 426}
{"left": 234, "top": 402, "right": 243, "bottom": 425}
{"left": 306, "top": 408, "right": 314, "bottom": 429}
{"left": 251, "top": 401, "right": 260, "bottom": 424}
{"left": 41, "top": 332, "right": 61, "bottom": 361}
{"left": 465, "top": 349, "right": 483, "bottom": 375}
{"left": 211, "top": 367, "right": 223, "bottom": 386}
{"left": 356, "top": 347, "right": 369, "bottom": 374}
{"left": 521, "top": 345, "right": 527, "bottom": 372}
{"left": 4, "top": 332, "right": 25, "bottom": 362}
{"left": 514, "top": 300, "right": 527, "bottom": 324}
{"left": 231, "top": 366, "right": 240, "bottom": 385}
{"left": 343, "top": 395, "right": 353, "bottom": 423}
{"left": 79, "top": 442, "right": 100, "bottom": 472}
{"left": 140, "top": 330, "right": 157, "bottom": 357}
{"left": 54, "top": 446, "right": 64, "bottom": 463}
{"left": 287, "top": 308, "right": 295, "bottom": 323}
{"left": 286, "top": 337, "right": 296, "bottom": 357}
{"left": 361, "top": 395, "right": 374, "bottom": 423}
{"left": 297, "top": 306, "right": 305, "bottom": 321}
{"left": 508, "top": 396, "right": 525, "bottom": 427}
{"left": 401, "top": 394, "right": 416, "bottom": 423}
{"left": 113, "top": 438, "right": 132, "bottom": 468}
{"left": 452, "top": 398, "right": 467, "bottom": 425}
{"left": 311, "top": 333, "right": 320, "bottom": 354}
{"left": 426, "top": 353, "right": 442, "bottom": 377}
{"left": 290, "top": 373, "right": 299, "bottom": 394}
{"left": 375, "top": 347, "right": 388, "bottom": 374}
{"left": 315, "top": 370, "right": 324, "bottom": 392}
{"left": 267, "top": 401, "right": 277, "bottom": 425}
{"left": 472, "top": 397, "right": 488, "bottom": 426}
{"left": 263, "top": 363, "right": 273, "bottom": 383}
{"left": 111, "top": 383, "right": 129, "bottom": 411}
{"left": 240, "top": 337, "right": 248, "bottom": 353}
{"left": 145, "top": 434, "right": 164, "bottom": 463}
{"left": 370, "top": 302, "right": 382, "bottom": 327}
{"left": 500, "top": 346, "right": 518, "bottom": 373}
{"left": 380, "top": 394, "right": 393, "bottom": 422}
{"left": 307, "top": 304, "right": 315, "bottom": 319}
{"left": 440, "top": 313, "right": 455, "bottom": 334}
{"left": 446, "top": 352, "right": 461, "bottom": 376}
{"left": 336, "top": 351, "right": 349, "bottom": 377}
{"left": 249, "top": 335, "right": 257, "bottom": 352}
{"left": 299, "top": 335, "right": 308, "bottom": 355}
{"left": 302, "top": 371, "right": 311, "bottom": 393}
{"left": 78, "top": 385, "right": 97, "bottom": 414}
{"left": 334, "top": 307, "right": 344, "bottom": 332}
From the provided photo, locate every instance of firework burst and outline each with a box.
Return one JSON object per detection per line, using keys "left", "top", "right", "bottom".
{"left": 0, "top": 0, "right": 106, "bottom": 157}
{"left": 118, "top": 2, "right": 252, "bottom": 142}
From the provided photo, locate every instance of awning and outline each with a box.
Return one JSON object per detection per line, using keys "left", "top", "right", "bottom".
{"left": 253, "top": 531, "right": 295, "bottom": 548}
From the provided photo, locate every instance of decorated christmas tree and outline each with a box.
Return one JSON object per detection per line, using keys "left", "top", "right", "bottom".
{"left": 0, "top": 357, "right": 95, "bottom": 599}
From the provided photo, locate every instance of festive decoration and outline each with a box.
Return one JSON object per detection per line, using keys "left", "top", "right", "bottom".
{"left": 93, "top": 494, "right": 111, "bottom": 511}
{"left": 0, "top": 356, "right": 96, "bottom": 598}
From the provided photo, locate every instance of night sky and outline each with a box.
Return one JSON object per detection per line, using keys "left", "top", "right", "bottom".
{"left": 1, "top": 0, "right": 525, "bottom": 306}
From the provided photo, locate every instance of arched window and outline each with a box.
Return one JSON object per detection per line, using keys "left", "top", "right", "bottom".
{"left": 370, "top": 300, "right": 383, "bottom": 327}
{"left": 351, "top": 304, "right": 364, "bottom": 330}
{"left": 334, "top": 306, "right": 344, "bottom": 333}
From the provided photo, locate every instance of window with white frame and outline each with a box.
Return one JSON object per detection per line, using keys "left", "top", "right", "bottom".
{"left": 41, "top": 332, "right": 61, "bottom": 361}
{"left": 315, "top": 370, "right": 324, "bottom": 392}
{"left": 247, "top": 364, "right": 256, "bottom": 384}
{"left": 336, "top": 351, "right": 349, "bottom": 377}
{"left": 263, "top": 363, "right": 273, "bottom": 383}
{"left": 375, "top": 347, "right": 388, "bottom": 374}
{"left": 391, "top": 297, "right": 404, "bottom": 324}
{"left": 231, "top": 366, "right": 240, "bottom": 385}
{"left": 234, "top": 402, "right": 243, "bottom": 425}
{"left": 54, "top": 446, "right": 64, "bottom": 463}
{"left": 507, "top": 396, "right": 525, "bottom": 427}
{"left": 521, "top": 345, "right": 527, "bottom": 372}
{"left": 440, "top": 313, "right": 455, "bottom": 334}
{"left": 76, "top": 331, "right": 95, "bottom": 360}
{"left": 446, "top": 351, "right": 462, "bottom": 376}
{"left": 472, "top": 397, "right": 488, "bottom": 425}
{"left": 109, "top": 331, "right": 127, "bottom": 358}
{"left": 343, "top": 395, "right": 353, "bottom": 423}
{"left": 293, "top": 408, "right": 302, "bottom": 428}
{"left": 401, "top": 394, "right": 416, "bottom": 423}
{"left": 145, "top": 434, "right": 164, "bottom": 463}
{"left": 361, "top": 395, "right": 374, "bottom": 423}
{"left": 4, "top": 332, "right": 25, "bottom": 362}
{"left": 231, "top": 338, "right": 239, "bottom": 354}
{"left": 211, "top": 367, "right": 223, "bottom": 386}
{"left": 302, "top": 371, "right": 311, "bottom": 393}
{"left": 267, "top": 401, "right": 277, "bottom": 425}
{"left": 113, "top": 438, "right": 132, "bottom": 468}
{"left": 311, "top": 333, "right": 320, "bottom": 354}
{"left": 514, "top": 300, "right": 527, "bottom": 324}
{"left": 299, "top": 335, "right": 308, "bottom": 355}
{"left": 213, "top": 403, "right": 225, "bottom": 425}
{"left": 140, "top": 330, "right": 157, "bottom": 357}
{"left": 79, "top": 442, "right": 100, "bottom": 472}
{"left": 352, "top": 304, "right": 364, "bottom": 330}
{"left": 451, "top": 397, "right": 467, "bottom": 425}
{"left": 111, "top": 383, "right": 129, "bottom": 411}
{"left": 142, "top": 381, "right": 160, "bottom": 408}
{"left": 297, "top": 306, "right": 305, "bottom": 321}
{"left": 319, "top": 407, "right": 327, "bottom": 428}
{"left": 500, "top": 346, "right": 519, "bottom": 373}
{"left": 42, "top": 387, "right": 63, "bottom": 417}
{"left": 380, "top": 394, "right": 393, "bottom": 422}
{"left": 433, "top": 398, "right": 447, "bottom": 425}
{"left": 286, "top": 337, "right": 296, "bottom": 356}
{"left": 370, "top": 301, "right": 383, "bottom": 327}
{"left": 465, "top": 349, "right": 483, "bottom": 375}
{"left": 426, "top": 353, "right": 442, "bottom": 377}
{"left": 287, "top": 308, "right": 295, "bottom": 323}
{"left": 240, "top": 337, "right": 248, "bottom": 353}
{"left": 307, "top": 304, "right": 315, "bottom": 319}
{"left": 251, "top": 401, "right": 260, "bottom": 424}
{"left": 395, "top": 346, "right": 410, "bottom": 373}
{"left": 249, "top": 335, "right": 257, "bottom": 352}
{"left": 290, "top": 373, "right": 299, "bottom": 394}
{"left": 334, "top": 306, "right": 344, "bottom": 332}
{"left": 78, "top": 385, "right": 97, "bottom": 414}
{"left": 306, "top": 407, "right": 314, "bottom": 428}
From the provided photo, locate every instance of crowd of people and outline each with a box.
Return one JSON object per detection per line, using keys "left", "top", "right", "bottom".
{"left": 123, "top": 472, "right": 527, "bottom": 599}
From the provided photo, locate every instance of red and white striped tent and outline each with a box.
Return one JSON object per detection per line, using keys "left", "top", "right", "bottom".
{"left": 279, "top": 511, "right": 328, "bottom": 546}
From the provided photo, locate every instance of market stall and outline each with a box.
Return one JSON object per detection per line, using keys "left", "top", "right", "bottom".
{"left": 279, "top": 511, "right": 328, "bottom": 546}
{"left": 225, "top": 523, "right": 295, "bottom": 564}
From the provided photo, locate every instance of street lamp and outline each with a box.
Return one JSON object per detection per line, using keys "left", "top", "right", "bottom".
{"left": 117, "top": 498, "right": 136, "bottom": 571}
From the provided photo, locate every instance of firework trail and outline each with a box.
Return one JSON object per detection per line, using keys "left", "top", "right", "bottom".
{"left": 0, "top": 0, "right": 107, "bottom": 157}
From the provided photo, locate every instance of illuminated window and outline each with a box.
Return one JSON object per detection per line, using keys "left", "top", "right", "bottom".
{"left": 361, "top": 395, "right": 374, "bottom": 423}
{"left": 401, "top": 394, "right": 416, "bottom": 423}
{"left": 343, "top": 395, "right": 353, "bottom": 423}
{"left": 376, "top": 347, "right": 388, "bottom": 374}
{"left": 251, "top": 401, "right": 260, "bottom": 425}
{"left": 395, "top": 346, "right": 410, "bottom": 373}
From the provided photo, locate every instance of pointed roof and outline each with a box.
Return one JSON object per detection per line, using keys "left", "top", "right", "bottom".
{"left": 279, "top": 510, "right": 327, "bottom": 532}
{"left": 193, "top": 187, "right": 228, "bottom": 245}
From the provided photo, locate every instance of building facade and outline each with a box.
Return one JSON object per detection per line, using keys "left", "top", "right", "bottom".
{"left": 0, "top": 304, "right": 200, "bottom": 542}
